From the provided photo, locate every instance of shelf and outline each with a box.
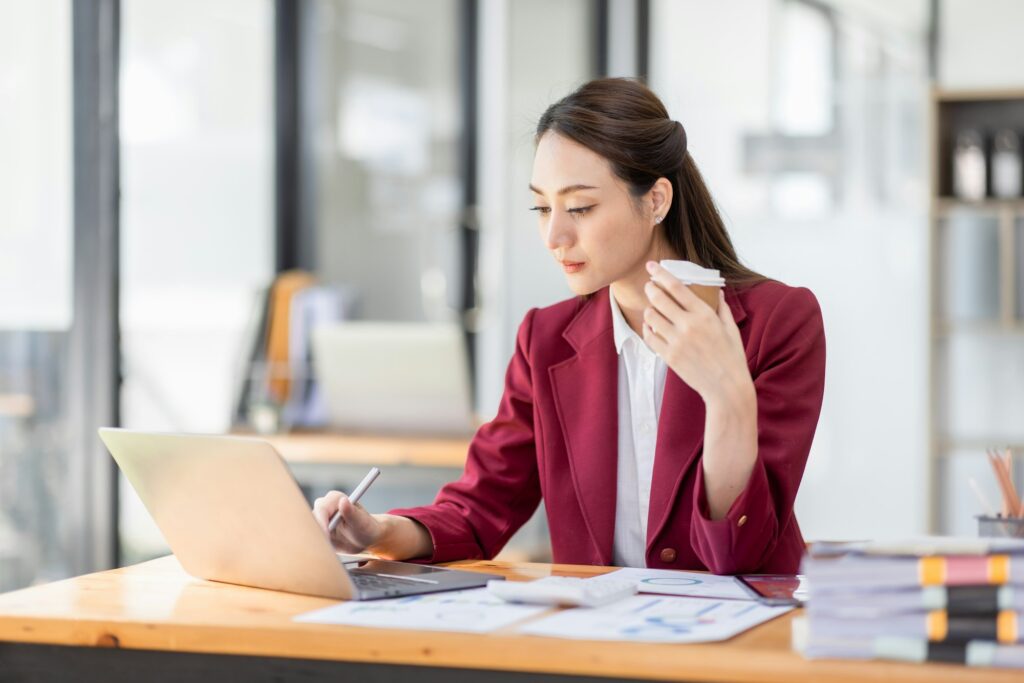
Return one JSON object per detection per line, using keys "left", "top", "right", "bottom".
{"left": 932, "top": 95, "right": 1024, "bottom": 199}
{"left": 928, "top": 90, "right": 1024, "bottom": 533}
{"left": 936, "top": 320, "right": 1024, "bottom": 336}
{"left": 937, "top": 439, "right": 1024, "bottom": 455}
{"left": 933, "top": 87, "right": 1024, "bottom": 103}
{"left": 933, "top": 198, "right": 1024, "bottom": 217}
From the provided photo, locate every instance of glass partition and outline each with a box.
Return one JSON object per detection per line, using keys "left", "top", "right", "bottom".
{"left": 308, "top": 0, "right": 464, "bottom": 323}
{"left": 0, "top": 0, "right": 74, "bottom": 591}
{"left": 118, "top": 0, "right": 275, "bottom": 562}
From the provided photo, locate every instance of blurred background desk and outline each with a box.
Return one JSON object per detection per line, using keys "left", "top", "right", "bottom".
{"left": 259, "top": 431, "right": 470, "bottom": 468}
{"left": 0, "top": 393, "right": 35, "bottom": 419}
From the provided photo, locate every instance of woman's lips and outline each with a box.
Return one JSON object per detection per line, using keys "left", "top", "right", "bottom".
{"left": 561, "top": 261, "right": 586, "bottom": 274}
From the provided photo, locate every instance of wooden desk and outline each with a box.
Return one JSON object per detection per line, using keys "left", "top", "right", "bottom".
{"left": 257, "top": 432, "right": 470, "bottom": 468}
{"left": 0, "top": 558, "right": 1010, "bottom": 683}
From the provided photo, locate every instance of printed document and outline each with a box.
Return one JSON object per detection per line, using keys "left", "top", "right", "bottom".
{"left": 600, "top": 568, "right": 753, "bottom": 600}
{"left": 519, "top": 595, "right": 792, "bottom": 643}
{"left": 294, "top": 588, "right": 547, "bottom": 633}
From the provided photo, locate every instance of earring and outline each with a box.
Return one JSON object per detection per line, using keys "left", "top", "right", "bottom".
{"left": 654, "top": 215, "right": 663, "bottom": 224}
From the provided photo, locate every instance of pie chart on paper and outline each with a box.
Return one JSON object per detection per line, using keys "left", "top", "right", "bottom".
{"left": 597, "top": 568, "right": 754, "bottom": 600}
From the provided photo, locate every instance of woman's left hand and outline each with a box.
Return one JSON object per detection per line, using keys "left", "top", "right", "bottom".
{"left": 641, "top": 261, "right": 753, "bottom": 404}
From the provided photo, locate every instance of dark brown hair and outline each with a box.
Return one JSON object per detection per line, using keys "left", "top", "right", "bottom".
{"left": 535, "top": 78, "right": 766, "bottom": 288}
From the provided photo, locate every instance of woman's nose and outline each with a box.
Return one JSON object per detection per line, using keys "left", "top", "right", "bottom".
{"left": 544, "top": 211, "right": 576, "bottom": 251}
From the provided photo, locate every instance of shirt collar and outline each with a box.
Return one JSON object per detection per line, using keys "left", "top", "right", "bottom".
{"left": 609, "top": 290, "right": 641, "bottom": 355}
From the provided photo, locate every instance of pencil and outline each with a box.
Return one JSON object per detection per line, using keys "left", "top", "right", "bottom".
{"left": 1003, "top": 448, "right": 1021, "bottom": 517}
{"left": 968, "top": 476, "right": 997, "bottom": 518}
{"left": 988, "top": 449, "right": 1021, "bottom": 518}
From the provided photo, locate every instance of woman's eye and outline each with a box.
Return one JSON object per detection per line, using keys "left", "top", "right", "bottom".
{"left": 528, "top": 205, "right": 594, "bottom": 216}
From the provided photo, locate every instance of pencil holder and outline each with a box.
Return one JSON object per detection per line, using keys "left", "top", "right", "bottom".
{"left": 977, "top": 515, "right": 1024, "bottom": 539}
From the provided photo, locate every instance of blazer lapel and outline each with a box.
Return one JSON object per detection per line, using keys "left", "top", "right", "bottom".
{"left": 647, "top": 287, "right": 749, "bottom": 547}
{"left": 549, "top": 288, "right": 618, "bottom": 565}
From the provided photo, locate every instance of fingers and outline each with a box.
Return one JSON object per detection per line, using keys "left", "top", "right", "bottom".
{"left": 644, "top": 280, "right": 710, "bottom": 331}
{"left": 312, "top": 490, "right": 343, "bottom": 531}
{"left": 717, "top": 290, "right": 744, "bottom": 347}
{"left": 330, "top": 515, "right": 367, "bottom": 553}
{"left": 317, "top": 494, "right": 362, "bottom": 552}
{"left": 313, "top": 491, "right": 381, "bottom": 553}
{"left": 336, "top": 497, "right": 374, "bottom": 536}
{"left": 642, "top": 321, "right": 669, "bottom": 356}
{"left": 334, "top": 509, "right": 383, "bottom": 554}
{"left": 329, "top": 526, "right": 366, "bottom": 554}
{"left": 642, "top": 304, "right": 675, "bottom": 341}
{"left": 643, "top": 281, "right": 684, "bottom": 327}
{"left": 646, "top": 262, "right": 705, "bottom": 313}
{"left": 335, "top": 495, "right": 357, "bottom": 529}
{"left": 717, "top": 290, "right": 735, "bottom": 324}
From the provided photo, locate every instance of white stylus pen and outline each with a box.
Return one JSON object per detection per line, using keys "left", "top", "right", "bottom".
{"left": 327, "top": 467, "right": 381, "bottom": 534}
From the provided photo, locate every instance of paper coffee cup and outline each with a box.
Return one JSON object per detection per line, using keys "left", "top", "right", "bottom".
{"left": 658, "top": 260, "right": 725, "bottom": 310}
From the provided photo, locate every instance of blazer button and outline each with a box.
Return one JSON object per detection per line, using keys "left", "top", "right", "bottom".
{"left": 737, "top": 515, "right": 748, "bottom": 527}
{"left": 660, "top": 548, "right": 677, "bottom": 563}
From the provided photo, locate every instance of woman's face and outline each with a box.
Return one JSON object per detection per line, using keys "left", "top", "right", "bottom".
{"left": 530, "top": 132, "right": 664, "bottom": 296}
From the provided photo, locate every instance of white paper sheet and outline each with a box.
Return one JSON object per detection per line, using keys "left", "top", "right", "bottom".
{"left": 600, "top": 568, "right": 754, "bottom": 600}
{"left": 294, "top": 588, "right": 548, "bottom": 633}
{"left": 519, "top": 595, "right": 792, "bottom": 643}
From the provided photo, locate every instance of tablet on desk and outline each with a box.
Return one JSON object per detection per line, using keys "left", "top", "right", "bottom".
{"left": 737, "top": 574, "right": 808, "bottom": 606}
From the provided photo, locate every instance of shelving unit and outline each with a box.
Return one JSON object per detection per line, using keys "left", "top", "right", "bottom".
{"left": 928, "top": 88, "right": 1024, "bottom": 532}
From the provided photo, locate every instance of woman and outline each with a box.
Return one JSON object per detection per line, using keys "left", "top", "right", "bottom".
{"left": 313, "top": 78, "right": 825, "bottom": 575}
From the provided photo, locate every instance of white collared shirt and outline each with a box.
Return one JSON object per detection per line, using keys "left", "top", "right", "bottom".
{"left": 610, "top": 291, "right": 668, "bottom": 568}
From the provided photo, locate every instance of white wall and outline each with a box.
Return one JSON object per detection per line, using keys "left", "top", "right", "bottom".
{"left": 650, "top": 0, "right": 931, "bottom": 541}
{"left": 0, "top": 0, "right": 72, "bottom": 331}
{"left": 940, "top": 0, "right": 1024, "bottom": 89}
{"left": 475, "top": 0, "right": 593, "bottom": 417}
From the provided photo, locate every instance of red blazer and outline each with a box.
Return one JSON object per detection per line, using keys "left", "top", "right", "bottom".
{"left": 389, "top": 281, "right": 826, "bottom": 574}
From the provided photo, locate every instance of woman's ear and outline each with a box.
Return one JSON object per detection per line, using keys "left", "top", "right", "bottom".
{"left": 648, "top": 177, "right": 674, "bottom": 223}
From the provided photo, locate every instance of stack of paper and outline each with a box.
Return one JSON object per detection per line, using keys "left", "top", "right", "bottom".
{"left": 794, "top": 537, "right": 1024, "bottom": 669}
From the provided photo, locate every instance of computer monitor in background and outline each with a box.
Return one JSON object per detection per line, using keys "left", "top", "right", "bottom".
{"left": 311, "top": 322, "right": 476, "bottom": 436}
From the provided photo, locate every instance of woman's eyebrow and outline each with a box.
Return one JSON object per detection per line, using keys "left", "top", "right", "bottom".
{"left": 528, "top": 183, "right": 599, "bottom": 196}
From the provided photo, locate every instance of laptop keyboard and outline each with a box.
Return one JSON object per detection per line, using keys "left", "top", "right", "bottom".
{"left": 348, "top": 571, "right": 425, "bottom": 592}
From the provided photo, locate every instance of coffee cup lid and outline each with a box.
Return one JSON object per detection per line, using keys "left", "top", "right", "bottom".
{"left": 658, "top": 259, "right": 725, "bottom": 287}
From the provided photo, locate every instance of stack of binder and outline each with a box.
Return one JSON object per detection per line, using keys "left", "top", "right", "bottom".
{"left": 793, "top": 537, "right": 1024, "bottom": 669}
{"left": 232, "top": 271, "right": 355, "bottom": 431}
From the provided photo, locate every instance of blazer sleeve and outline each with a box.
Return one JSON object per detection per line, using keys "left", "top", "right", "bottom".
{"left": 387, "top": 308, "right": 542, "bottom": 563}
{"left": 689, "top": 287, "right": 826, "bottom": 574}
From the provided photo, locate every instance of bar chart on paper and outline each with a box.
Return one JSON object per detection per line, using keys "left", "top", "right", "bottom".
{"left": 519, "top": 595, "right": 793, "bottom": 643}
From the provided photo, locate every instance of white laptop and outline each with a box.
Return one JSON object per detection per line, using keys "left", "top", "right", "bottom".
{"left": 311, "top": 322, "right": 476, "bottom": 436}
{"left": 99, "top": 428, "right": 501, "bottom": 600}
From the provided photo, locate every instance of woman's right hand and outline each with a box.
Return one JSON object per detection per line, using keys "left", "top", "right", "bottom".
{"left": 312, "top": 490, "right": 386, "bottom": 554}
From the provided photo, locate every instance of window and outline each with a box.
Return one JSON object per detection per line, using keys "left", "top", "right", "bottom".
{"left": 0, "top": 0, "right": 74, "bottom": 591}
{"left": 308, "top": 0, "right": 464, "bottom": 323}
{"left": 118, "top": 0, "right": 275, "bottom": 562}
